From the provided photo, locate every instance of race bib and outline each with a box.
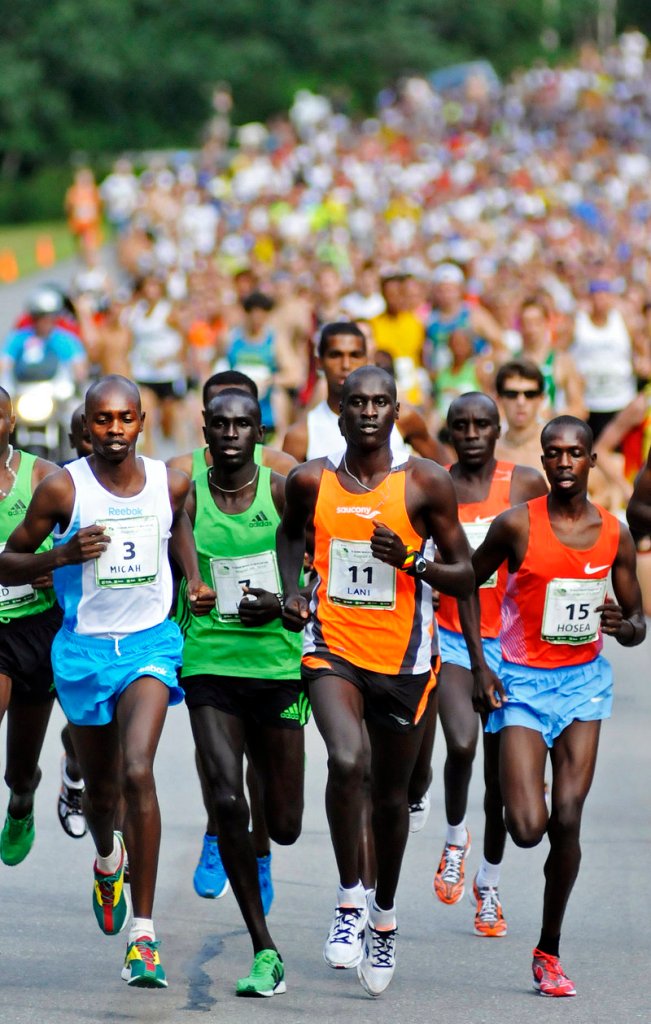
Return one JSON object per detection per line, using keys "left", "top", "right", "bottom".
{"left": 541, "top": 577, "right": 607, "bottom": 645}
{"left": 0, "top": 543, "right": 37, "bottom": 610}
{"left": 327, "top": 539, "right": 396, "bottom": 609}
{"left": 210, "top": 551, "right": 281, "bottom": 621}
{"left": 94, "top": 516, "right": 160, "bottom": 588}
{"left": 462, "top": 520, "right": 496, "bottom": 589}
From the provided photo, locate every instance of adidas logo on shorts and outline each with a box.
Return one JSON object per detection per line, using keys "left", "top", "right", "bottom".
{"left": 249, "top": 511, "right": 273, "bottom": 527}
{"left": 279, "top": 693, "right": 311, "bottom": 725}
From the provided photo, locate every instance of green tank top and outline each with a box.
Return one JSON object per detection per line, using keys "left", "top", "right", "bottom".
{"left": 0, "top": 451, "right": 55, "bottom": 620}
{"left": 190, "top": 444, "right": 263, "bottom": 479}
{"left": 181, "top": 464, "right": 302, "bottom": 680}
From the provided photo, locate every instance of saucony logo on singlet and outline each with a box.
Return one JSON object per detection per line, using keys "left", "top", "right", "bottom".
{"left": 7, "top": 499, "right": 27, "bottom": 517}
{"left": 249, "top": 511, "right": 273, "bottom": 527}
{"left": 336, "top": 506, "right": 381, "bottom": 519}
{"left": 583, "top": 563, "right": 610, "bottom": 575}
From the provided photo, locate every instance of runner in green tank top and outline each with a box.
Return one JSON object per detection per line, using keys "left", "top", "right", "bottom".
{"left": 0, "top": 387, "right": 63, "bottom": 867}
{"left": 180, "top": 388, "right": 307, "bottom": 998}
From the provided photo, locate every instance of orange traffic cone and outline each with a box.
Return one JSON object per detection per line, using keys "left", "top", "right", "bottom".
{"left": 0, "top": 250, "right": 19, "bottom": 283}
{"left": 35, "top": 234, "right": 56, "bottom": 268}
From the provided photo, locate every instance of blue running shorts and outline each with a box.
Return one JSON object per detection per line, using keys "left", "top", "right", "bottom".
{"left": 438, "top": 626, "right": 502, "bottom": 675}
{"left": 484, "top": 654, "right": 613, "bottom": 747}
{"left": 52, "top": 619, "right": 184, "bottom": 726}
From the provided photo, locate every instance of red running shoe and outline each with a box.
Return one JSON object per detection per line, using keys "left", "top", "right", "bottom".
{"left": 532, "top": 948, "right": 576, "bottom": 997}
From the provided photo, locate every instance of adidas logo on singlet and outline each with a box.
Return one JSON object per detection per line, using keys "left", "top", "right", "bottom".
{"left": 7, "top": 499, "right": 27, "bottom": 517}
{"left": 249, "top": 511, "right": 273, "bottom": 528}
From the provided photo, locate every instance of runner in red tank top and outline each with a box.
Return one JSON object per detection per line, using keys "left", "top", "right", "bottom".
{"left": 418, "top": 394, "right": 546, "bottom": 938}
{"left": 465, "top": 416, "right": 645, "bottom": 998}
{"left": 277, "top": 366, "right": 473, "bottom": 997}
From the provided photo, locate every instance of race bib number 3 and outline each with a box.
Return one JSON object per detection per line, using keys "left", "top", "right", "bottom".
{"left": 0, "top": 543, "right": 37, "bottom": 610}
{"left": 327, "top": 539, "right": 396, "bottom": 609}
{"left": 541, "top": 577, "right": 607, "bottom": 645}
{"left": 94, "top": 516, "right": 160, "bottom": 588}
{"left": 462, "top": 521, "right": 496, "bottom": 589}
{"left": 210, "top": 551, "right": 281, "bottom": 621}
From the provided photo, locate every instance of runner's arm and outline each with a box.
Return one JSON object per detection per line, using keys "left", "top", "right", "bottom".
{"left": 167, "top": 468, "right": 214, "bottom": 615}
{"left": 277, "top": 463, "right": 320, "bottom": 630}
{"left": 596, "top": 524, "right": 646, "bottom": 646}
{"left": 281, "top": 419, "right": 308, "bottom": 461}
{"left": 626, "top": 450, "right": 651, "bottom": 537}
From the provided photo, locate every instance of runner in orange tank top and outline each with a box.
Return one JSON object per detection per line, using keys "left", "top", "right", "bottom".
{"left": 277, "top": 366, "right": 473, "bottom": 997}
{"left": 465, "top": 416, "right": 645, "bottom": 998}
{"left": 421, "top": 394, "right": 546, "bottom": 938}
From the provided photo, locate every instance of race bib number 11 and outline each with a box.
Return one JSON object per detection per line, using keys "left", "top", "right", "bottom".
{"left": 94, "top": 516, "right": 160, "bottom": 588}
{"left": 328, "top": 539, "right": 396, "bottom": 609}
{"left": 541, "top": 577, "right": 607, "bottom": 645}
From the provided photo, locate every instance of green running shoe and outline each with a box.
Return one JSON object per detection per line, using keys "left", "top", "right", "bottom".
{"left": 121, "top": 936, "right": 168, "bottom": 988}
{"left": 92, "top": 832, "right": 130, "bottom": 935}
{"left": 236, "top": 949, "right": 286, "bottom": 997}
{"left": 0, "top": 809, "right": 35, "bottom": 866}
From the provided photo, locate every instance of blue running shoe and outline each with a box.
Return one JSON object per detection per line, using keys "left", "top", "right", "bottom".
{"left": 193, "top": 834, "right": 229, "bottom": 899}
{"left": 257, "top": 852, "right": 274, "bottom": 915}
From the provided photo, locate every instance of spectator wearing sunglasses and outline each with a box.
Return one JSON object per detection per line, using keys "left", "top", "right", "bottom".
{"left": 495, "top": 360, "right": 548, "bottom": 475}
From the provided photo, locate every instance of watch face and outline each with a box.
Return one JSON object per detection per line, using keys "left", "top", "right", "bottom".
{"left": 414, "top": 554, "right": 427, "bottom": 574}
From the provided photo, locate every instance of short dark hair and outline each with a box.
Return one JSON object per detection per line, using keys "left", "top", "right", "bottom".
{"left": 85, "top": 375, "right": 141, "bottom": 413}
{"left": 341, "top": 365, "right": 397, "bottom": 404}
{"left": 205, "top": 388, "right": 261, "bottom": 425}
{"left": 318, "top": 321, "right": 366, "bottom": 359}
{"left": 495, "top": 359, "right": 545, "bottom": 395}
{"left": 541, "top": 415, "right": 593, "bottom": 452}
{"left": 202, "top": 371, "right": 258, "bottom": 406}
{"left": 241, "top": 290, "right": 274, "bottom": 313}
{"left": 447, "top": 392, "right": 500, "bottom": 427}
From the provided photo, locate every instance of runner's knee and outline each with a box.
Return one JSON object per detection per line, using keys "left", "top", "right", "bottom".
{"left": 505, "top": 807, "right": 547, "bottom": 848}
{"left": 327, "top": 745, "right": 365, "bottom": 787}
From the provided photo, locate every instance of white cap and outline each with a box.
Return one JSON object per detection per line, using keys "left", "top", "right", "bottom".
{"left": 431, "top": 262, "right": 465, "bottom": 285}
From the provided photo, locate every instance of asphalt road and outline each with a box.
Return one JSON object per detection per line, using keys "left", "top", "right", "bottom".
{"left": 1, "top": 632, "right": 649, "bottom": 1024}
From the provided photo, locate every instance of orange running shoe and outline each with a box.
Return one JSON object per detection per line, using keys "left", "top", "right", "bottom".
{"left": 471, "top": 875, "right": 507, "bottom": 937}
{"left": 433, "top": 830, "right": 471, "bottom": 904}
{"left": 532, "top": 948, "right": 576, "bottom": 997}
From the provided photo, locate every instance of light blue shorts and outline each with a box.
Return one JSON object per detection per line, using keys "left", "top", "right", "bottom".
{"left": 484, "top": 654, "right": 613, "bottom": 748}
{"left": 438, "top": 626, "right": 502, "bottom": 675}
{"left": 52, "top": 619, "right": 184, "bottom": 727}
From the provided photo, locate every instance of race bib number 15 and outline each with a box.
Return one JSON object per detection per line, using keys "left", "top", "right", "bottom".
{"left": 541, "top": 577, "right": 607, "bottom": 645}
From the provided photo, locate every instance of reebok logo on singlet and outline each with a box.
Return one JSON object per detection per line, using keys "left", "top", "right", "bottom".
{"left": 249, "top": 511, "right": 273, "bottom": 527}
{"left": 108, "top": 506, "right": 143, "bottom": 516}
{"left": 7, "top": 499, "right": 27, "bottom": 517}
{"left": 336, "top": 506, "right": 381, "bottom": 519}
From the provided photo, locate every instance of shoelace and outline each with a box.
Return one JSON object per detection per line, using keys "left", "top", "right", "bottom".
{"left": 205, "top": 843, "right": 221, "bottom": 869}
{"left": 97, "top": 878, "right": 117, "bottom": 905}
{"left": 535, "top": 952, "right": 566, "bottom": 980}
{"left": 7, "top": 814, "right": 32, "bottom": 836}
{"left": 133, "top": 939, "right": 158, "bottom": 971}
{"left": 250, "top": 951, "right": 279, "bottom": 978}
{"left": 368, "top": 928, "right": 396, "bottom": 968}
{"left": 476, "top": 885, "right": 500, "bottom": 923}
{"left": 440, "top": 844, "right": 465, "bottom": 883}
{"left": 409, "top": 798, "right": 425, "bottom": 813}
{"left": 330, "top": 908, "right": 364, "bottom": 945}
{"left": 62, "top": 788, "right": 84, "bottom": 816}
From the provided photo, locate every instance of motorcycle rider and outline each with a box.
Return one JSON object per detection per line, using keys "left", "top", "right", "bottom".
{"left": 1, "top": 288, "right": 87, "bottom": 387}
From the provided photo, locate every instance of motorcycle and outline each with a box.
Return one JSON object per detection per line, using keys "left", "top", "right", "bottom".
{"left": 12, "top": 370, "right": 79, "bottom": 463}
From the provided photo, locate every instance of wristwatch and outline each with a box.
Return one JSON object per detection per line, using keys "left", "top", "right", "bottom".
{"left": 411, "top": 553, "right": 427, "bottom": 576}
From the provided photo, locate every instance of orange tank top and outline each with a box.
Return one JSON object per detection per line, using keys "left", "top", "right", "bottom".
{"left": 437, "top": 461, "right": 514, "bottom": 638}
{"left": 500, "top": 495, "right": 620, "bottom": 668}
{"left": 305, "top": 459, "right": 434, "bottom": 675}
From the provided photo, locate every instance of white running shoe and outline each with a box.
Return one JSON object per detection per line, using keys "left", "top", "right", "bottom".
{"left": 408, "top": 790, "right": 431, "bottom": 833}
{"left": 323, "top": 904, "right": 368, "bottom": 969}
{"left": 357, "top": 923, "right": 397, "bottom": 997}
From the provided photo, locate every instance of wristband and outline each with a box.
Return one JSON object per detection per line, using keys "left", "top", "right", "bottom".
{"left": 399, "top": 545, "right": 416, "bottom": 573}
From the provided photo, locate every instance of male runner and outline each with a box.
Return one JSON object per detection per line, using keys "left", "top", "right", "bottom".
{"left": 0, "top": 375, "right": 214, "bottom": 989}
{"left": 282, "top": 322, "right": 442, "bottom": 462}
{"left": 278, "top": 366, "right": 473, "bottom": 996}
{"left": 180, "top": 388, "right": 306, "bottom": 997}
{"left": 0, "top": 388, "right": 61, "bottom": 865}
{"left": 467, "top": 416, "right": 645, "bottom": 995}
{"left": 168, "top": 369, "right": 296, "bottom": 905}
{"left": 427, "top": 393, "right": 546, "bottom": 935}
{"left": 627, "top": 444, "right": 651, "bottom": 538}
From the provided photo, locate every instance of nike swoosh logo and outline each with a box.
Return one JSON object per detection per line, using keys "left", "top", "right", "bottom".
{"left": 584, "top": 563, "right": 610, "bottom": 575}
{"left": 355, "top": 510, "right": 381, "bottom": 520}
{"left": 472, "top": 515, "right": 494, "bottom": 524}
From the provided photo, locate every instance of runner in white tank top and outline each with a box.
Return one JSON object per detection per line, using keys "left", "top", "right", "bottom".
{"left": 572, "top": 301, "right": 635, "bottom": 415}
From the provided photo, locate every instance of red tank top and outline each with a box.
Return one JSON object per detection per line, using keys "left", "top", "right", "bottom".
{"left": 500, "top": 495, "right": 620, "bottom": 668}
{"left": 437, "top": 462, "right": 514, "bottom": 638}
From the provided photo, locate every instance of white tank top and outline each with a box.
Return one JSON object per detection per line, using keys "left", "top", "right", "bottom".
{"left": 129, "top": 299, "right": 184, "bottom": 383}
{"left": 306, "top": 400, "right": 411, "bottom": 461}
{"left": 572, "top": 308, "right": 635, "bottom": 412}
{"left": 53, "top": 456, "right": 173, "bottom": 636}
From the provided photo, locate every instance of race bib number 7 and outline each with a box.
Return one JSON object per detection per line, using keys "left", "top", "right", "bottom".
{"left": 327, "top": 539, "right": 396, "bottom": 609}
{"left": 541, "top": 577, "right": 607, "bottom": 645}
{"left": 94, "top": 516, "right": 160, "bottom": 588}
{"left": 210, "top": 551, "right": 281, "bottom": 621}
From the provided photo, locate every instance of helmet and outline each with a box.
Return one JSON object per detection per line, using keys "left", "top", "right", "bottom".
{"left": 26, "top": 286, "right": 64, "bottom": 317}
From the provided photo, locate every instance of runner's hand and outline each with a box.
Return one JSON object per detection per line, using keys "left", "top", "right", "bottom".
{"left": 282, "top": 593, "right": 310, "bottom": 632}
{"left": 238, "top": 586, "right": 281, "bottom": 626}
{"left": 596, "top": 597, "right": 625, "bottom": 636}
{"left": 187, "top": 579, "right": 216, "bottom": 615}
{"left": 33, "top": 573, "right": 54, "bottom": 589}
{"left": 63, "top": 525, "right": 110, "bottom": 564}
{"left": 370, "top": 522, "right": 409, "bottom": 568}
{"left": 471, "top": 665, "right": 507, "bottom": 713}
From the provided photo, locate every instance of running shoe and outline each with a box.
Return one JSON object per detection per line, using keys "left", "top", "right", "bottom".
{"left": 122, "top": 937, "right": 168, "bottom": 988}
{"left": 408, "top": 790, "right": 431, "bottom": 833}
{"left": 57, "top": 764, "right": 87, "bottom": 840}
{"left": 323, "top": 904, "right": 368, "bottom": 969}
{"left": 471, "top": 875, "right": 507, "bottom": 937}
{"left": 433, "top": 830, "right": 471, "bottom": 904}
{"left": 357, "top": 924, "right": 397, "bottom": 997}
{"left": 193, "top": 834, "right": 229, "bottom": 899}
{"left": 532, "top": 948, "right": 576, "bottom": 997}
{"left": 0, "top": 809, "right": 35, "bottom": 866}
{"left": 236, "top": 948, "right": 286, "bottom": 997}
{"left": 92, "top": 832, "right": 130, "bottom": 935}
{"left": 257, "top": 852, "right": 274, "bottom": 915}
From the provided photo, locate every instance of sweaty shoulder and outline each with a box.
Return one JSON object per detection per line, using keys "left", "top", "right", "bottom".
{"left": 32, "top": 455, "right": 60, "bottom": 487}
{"left": 286, "top": 457, "right": 328, "bottom": 501}
{"left": 166, "top": 465, "right": 191, "bottom": 508}
{"left": 166, "top": 451, "right": 193, "bottom": 476}
{"left": 511, "top": 464, "right": 548, "bottom": 503}
{"left": 263, "top": 447, "right": 297, "bottom": 476}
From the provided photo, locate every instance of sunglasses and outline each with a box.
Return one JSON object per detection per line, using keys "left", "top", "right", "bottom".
{"left": 500, "top": 388, "right": 543, "bottom": 400}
